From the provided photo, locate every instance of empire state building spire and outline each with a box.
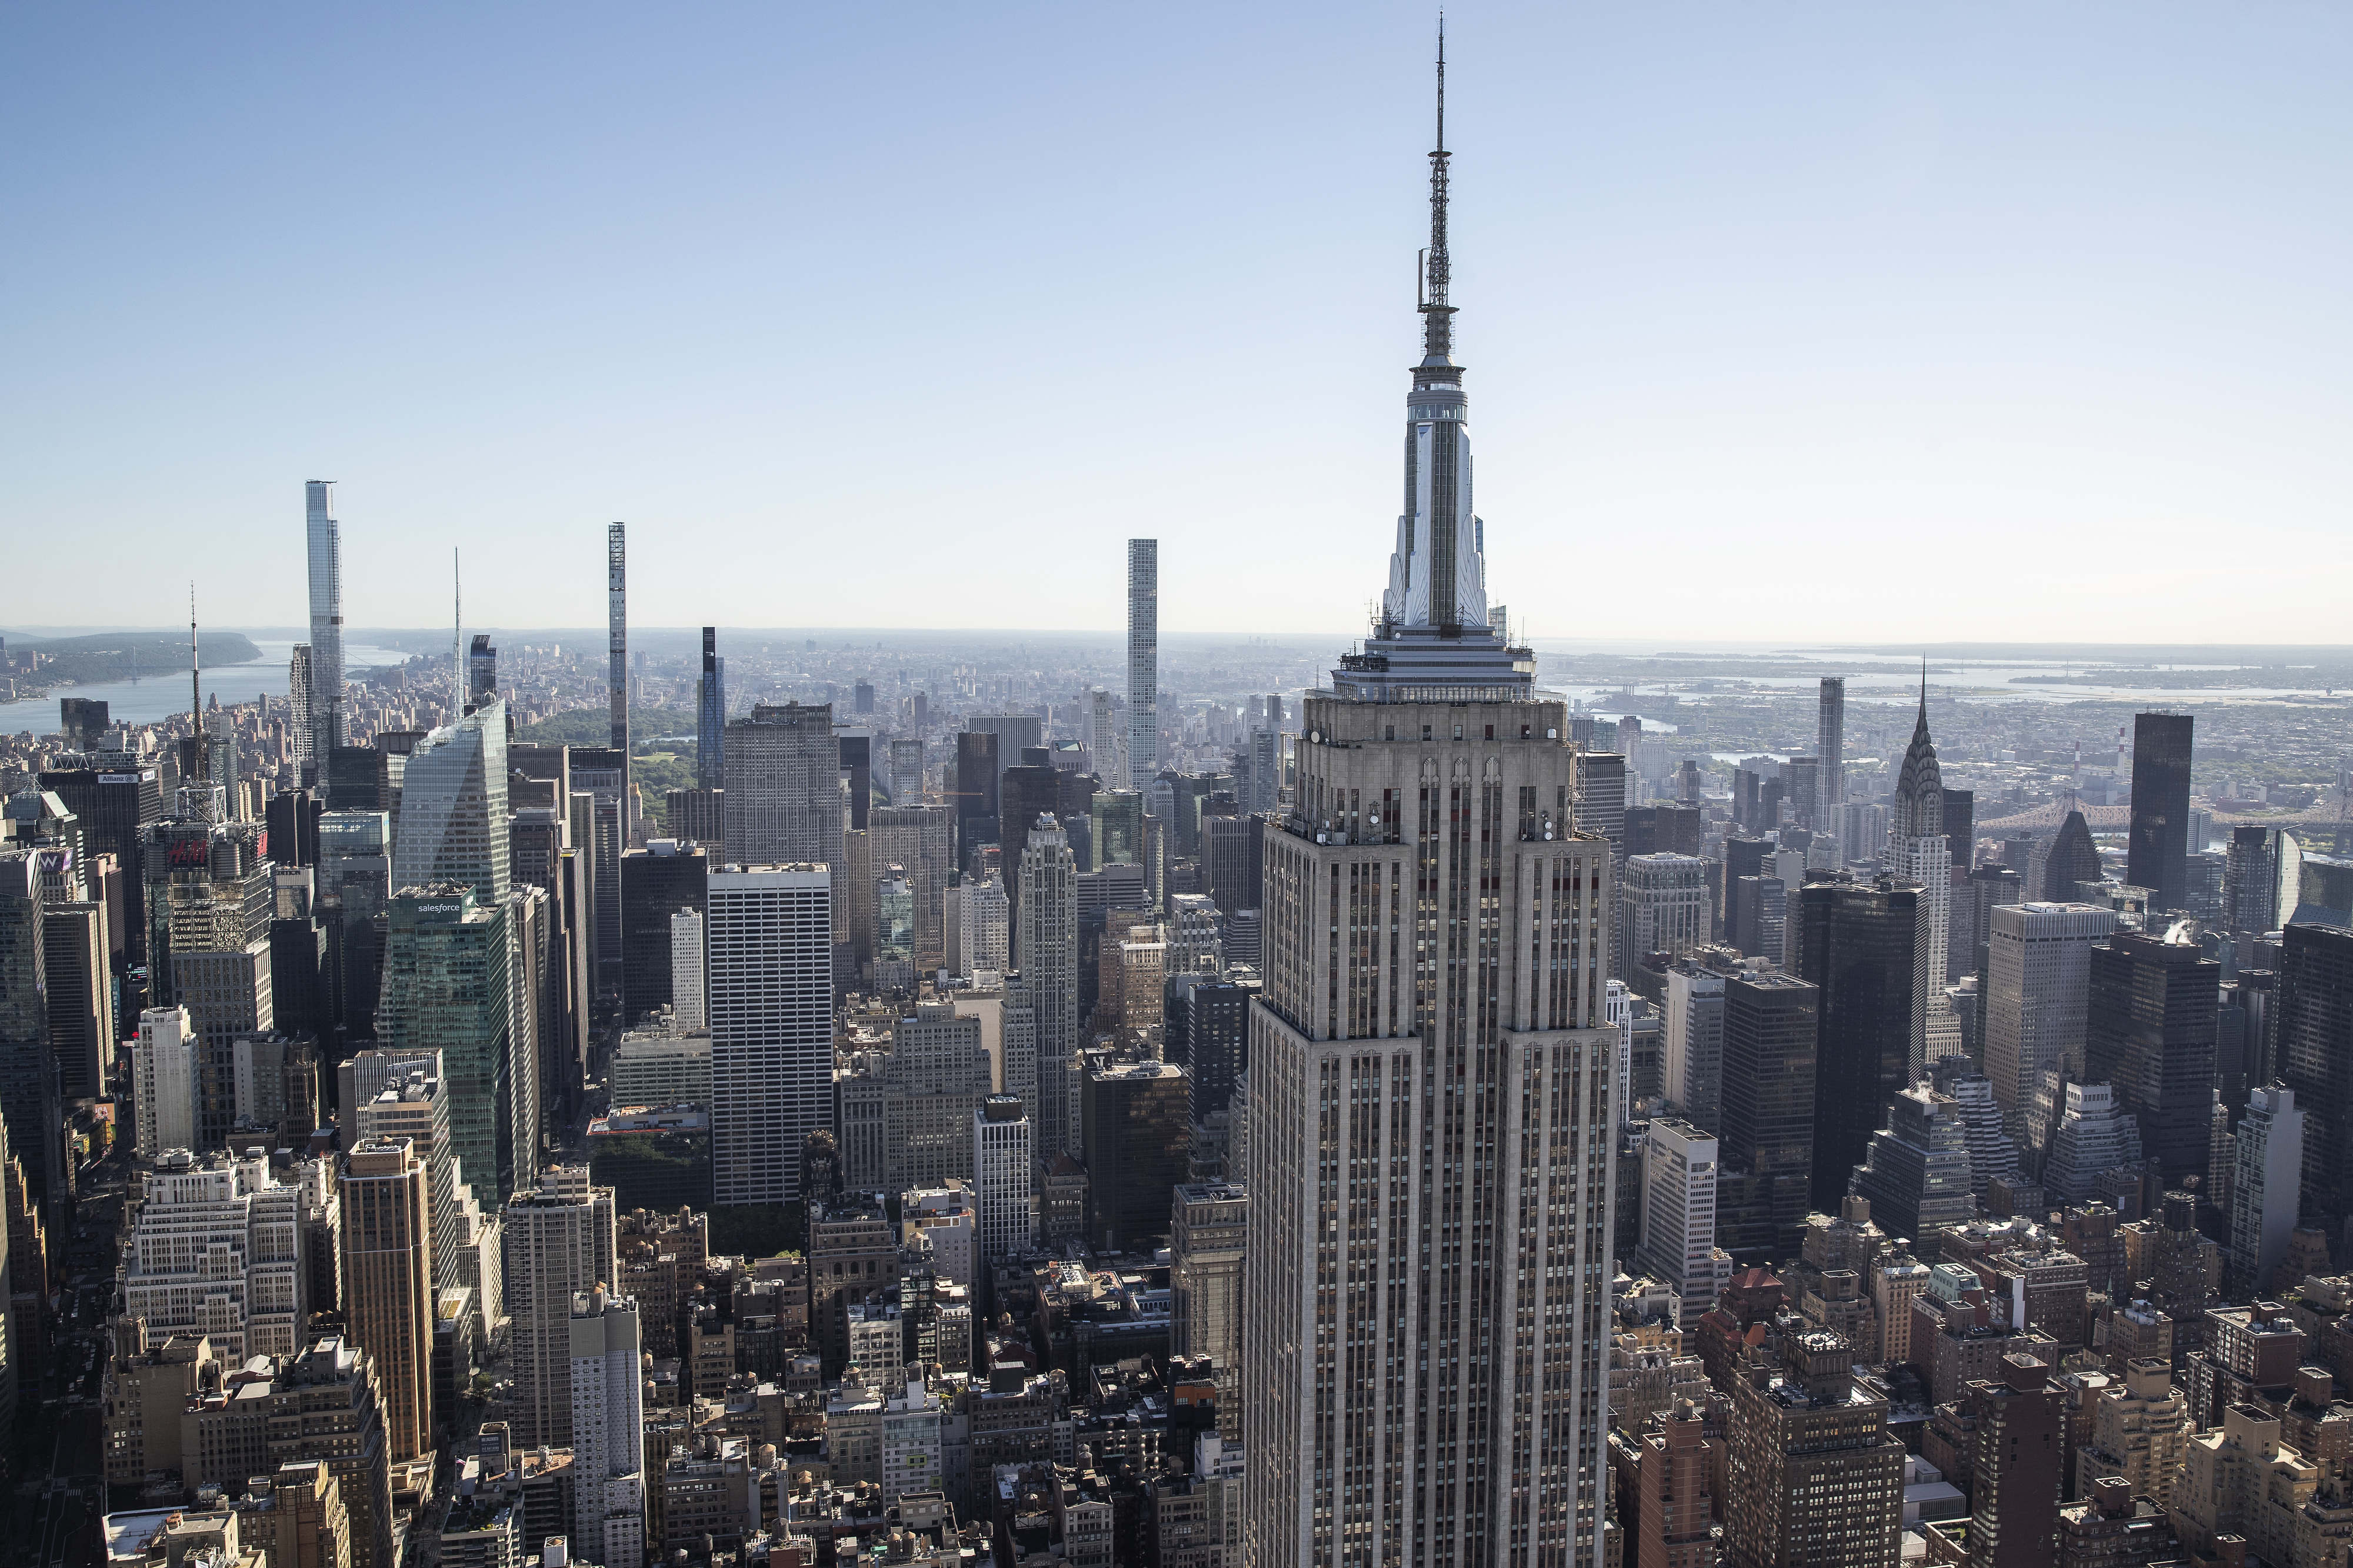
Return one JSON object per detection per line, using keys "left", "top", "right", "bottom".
{"left": 1349, "top": 24, "right": 1529, "bottom": 700}
{"left": 1421, "top": 19, "right": 1455, "bottom": 366}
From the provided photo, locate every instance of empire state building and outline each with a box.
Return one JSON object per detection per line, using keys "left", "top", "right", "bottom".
{"left": 1241, "top": 38, "right": 1618, "bottom": 1568}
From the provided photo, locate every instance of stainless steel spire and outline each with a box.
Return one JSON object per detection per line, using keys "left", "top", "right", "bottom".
{"left": 1420, "top": 19, "right": 1454, "bottom": 366}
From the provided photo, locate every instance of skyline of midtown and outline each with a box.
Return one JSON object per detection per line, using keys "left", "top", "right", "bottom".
{"left": 8, "top": 6, "right": 2351, "bottom": 640}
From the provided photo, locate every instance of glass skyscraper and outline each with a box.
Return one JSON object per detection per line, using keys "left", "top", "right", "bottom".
{"left": 391, "top": 700, "right": 510, "bottom": 906}
{"left": 379, "top": 885, "right": 515, "bottom": 1205}
{"left": 1126, "top": 539, "right": 1157, "bottom": 789}
{"left": 305, "top": 480, "right": 347, "bottom": 761}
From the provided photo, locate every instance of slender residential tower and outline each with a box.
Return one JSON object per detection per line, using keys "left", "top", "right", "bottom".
{"left": 1243, "top": 36, "right": 1617, "bottom": 1567}
{"left": 1127, "top": 539, "right": 1158, "bottom": 790}
{"left": 697, "top": 626, "right": 725, "bottom": 790}
{"left": 306, "top": 481, "right": 347, "bottom": 762}
{"left": 608, "top": 522, "right": 629, "bottom": 828}
{"left": 1818, "top": 676, "right": 1845, "bottom": 811}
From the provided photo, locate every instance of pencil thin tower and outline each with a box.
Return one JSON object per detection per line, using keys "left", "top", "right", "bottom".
{"left": 188, "top": 582, "right": 201, "bottom": 733}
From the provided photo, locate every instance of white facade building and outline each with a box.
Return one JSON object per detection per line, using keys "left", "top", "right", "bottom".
{"left": 503, "top": 1166, "right": 618, "bottom": 1449}
{"left": 611, "top": 1029, "right": 712, "bottom": 1109}
{"left": 956, "top": 876, "right": 1009, "bottom": 977}
{"left": 132, "top": 1005, "right": 200, "bottom": 1159}
{"left": 1983, "top": 902, "right": 2118, "bottom": 1148}
{"left": 122, "top": 1147, "right": 308, "bottom": 1360}
{"left": 669, "top": 907, "right": 705, "bottom": 1032}
{"left": 2231, "top": 1083, "right": 2304, "bottom": 1295}
{"left": 568, "top": 1287, "right": 646, "bottom": 1568}
{"left": 881, "top": 1377, "right": 944, "bottom": 1502}
{"left": 1661, "top": 965, "right": 1725, "bottom": 1132}
{"left": 707, "top": 865, "right": 833, "bottom": 1204}
{"left": 974, "top": 1096, "right": 1036, "bottom": 1259}
{"left": 1635, "top": 1118, "right": 1730, "bottom": 1330}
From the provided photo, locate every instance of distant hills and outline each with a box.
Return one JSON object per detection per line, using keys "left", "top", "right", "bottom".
{"left": 5, "top": 630, "right": 262, "bottom": 688}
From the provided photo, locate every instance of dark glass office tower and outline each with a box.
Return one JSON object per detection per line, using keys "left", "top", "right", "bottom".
{"left": 1942, "top": 789, "right": 1975, "bottom": 873}
{"left": 0, "top": 852, "right": 65, "bottom": 1209}
{"left": 2085, "top": 929, "right": 2217, "bottom": 1186}
{"left": 954, "top": 731, "right": 999, "bottom": 875}
{"left": 1795, "top": 876, "right": 1921, "bottom": 1207}
{"left": 2224, "top": 825, "right": 2282, "bottom": 933}
{"left": 696, "top": 628, "right": 725, "bottom": 792}
{"left": 40, "top": 759, "right": 164, "bottom": 965}
{"left": 1716, "top": 969, "right": 1820, "bottom": 1262}
{"left": 619, "top": 839, "right": 708, "bottom": 1024}
{"left": 467, "top": 634, "right": 496, "bottom": 712}
{"left": 1723, "top": 836, "right": 1771, "bottom": 955}
{"left": 2041, "top": 808, "right": 2104, "bottom": 903}
{"left": 997, "top": 748, "right": 1061, "bottom": 927}
{"left": 1166, "top": 966, "right": 1258, "bottom": 1123}
{"left": 2276, "top": 922, "right": 2353, "bottom": 1233}
{"left": 2127, "top": 712, "right": 2195, "bottom": 912}
{"left": 836, "top": 732, "right": 871, "bottom": 832}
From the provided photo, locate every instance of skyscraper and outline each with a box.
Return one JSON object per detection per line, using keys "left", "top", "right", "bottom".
{"left": 670, "top": 908, "right": 705, "bottom": 1033}
{"left": 1127, "top": 539, "right": 1158, "bottom": 789}
{"left": 0, "top": 852, "right": 60, "bottom": 1205}
{"left": 722, "top": 703, "right": 841, "bottom": 867}
{"left": 1795, "top": 877, "right": 1920, "bottom": 1207}
{"left": 706, "top": 865, "right": 832, "bottom": 1206}
{"left": 618, "top": 839, "right": 706, "bottom": 1023}
{"left": 378, "top": 886, "right": 514, "bottom": 1205}
{"left": 341, "top": 1137, "right": 435, "bottom": 1462}
{"left": 941, "top": 735, "right": 996, "bottom": 882}
{"left": 1244, "top": 48, "right": 1617, "bottom": 1562}
{"left": 607, "top": 522, "right": 629, "bottom": 833}
{"left": 869, "top": 802, "right": 954, "bottom": 971}
{"left": 568, "top": 1286, "right": 645, "bottom": 1568}
{"left": 391, "top": 700, "right": 511, "bottom": 906}
{"left": 1637, "top": 1117, "right": 1728, "bottom": 1330}
{"left": 2274, "top": 922, "right": 2353, "bottom": 1236}
{"left": 2127, "top": 712, "right": 2195, "bottom": 914}
{"left": 1617, "top": 852, "right": 1712, "bottom": 978}
{"left": 1885, "top": 671, "right": 1962, "bottom": 1072}
{"left": 2085, "top": 928, "right": 2218, "bottom": 1185}
{"left": 1080, "top": 1059, "right": 1189, "bottom": 1252}
{"left": 1016, "top": 815, "right": 1079, "bottom": 1158}
{"left": 132, "top": 1005, "right": 199, "bottom": 1157}
{"left": 1717, "top": 969, "right": 1821, "bottom": 1261}
{"left": 466, "top": 634, "right": 496, "bottom": 711}
{"left": 1982, "top": 902, "right": 2116, "bottom": 1149}
{"left": 696, "top": 627, "right": 725, "bottom": 791}
{"left": 305, "top": 481, "right": 347, "bottom": 762}
{"left": 974, "top": 1095, "right": 1035, "bottom": 1259}
{"left": 503, "top": 1166, "right": 618, "bottom": 1449}
{"left": 1818, "top": 676, "right": 1845, "bottom": 811}
{"left": 2228, "top": 1083, "right": 2302, "bottom": 1295}
{"left": 2039, "top": 805, "right": 2105, "bottom": 903}
{"left": 2223, "top": 825, "right": 2282, "bottom": 934}
{"left": 287, "top": 645, "right": 314, "bottom": 770}
{"left": 1846, "top": 1083, "right": 1975, "bottom": 1244}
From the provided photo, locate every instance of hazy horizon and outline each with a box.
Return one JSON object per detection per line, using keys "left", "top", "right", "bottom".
{"left": 8, "top": 4, "right": 2350, "bottom": 640}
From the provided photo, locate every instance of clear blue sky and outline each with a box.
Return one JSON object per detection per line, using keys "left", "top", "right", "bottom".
{"left": 6, "top": 4, "right": 2349, "bottom": 642}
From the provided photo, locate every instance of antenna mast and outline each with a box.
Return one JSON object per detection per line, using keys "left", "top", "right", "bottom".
{"left": 453, "top": 548, "right": 464, "bottom": 720}
{"left": 189, "top": 582, "right": 205, "bottom": 780}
